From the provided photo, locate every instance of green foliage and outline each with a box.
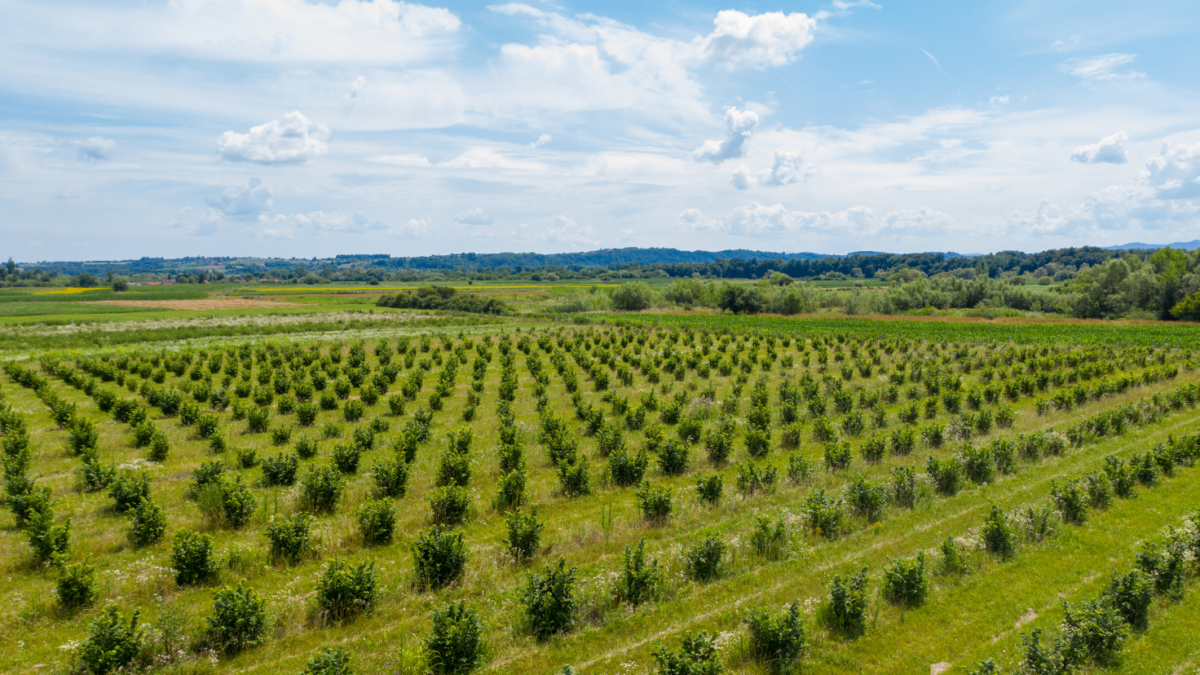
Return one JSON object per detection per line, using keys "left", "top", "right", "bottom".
{"left": 882, "top": 554, "right": 928, "bottom": 607}
{"left": 744, "top": 601, "right": 807, "bottom": 673}
{"left": 172, "top": 529, "right": 218, "bottom": 585}
{"left": 77, "top": 606, "right": 144, "bottom": 675}
{"left": 372, "top": 457, "right": 410, "bottom": 498}
{"left": 685, "top": 536, "right": 726, "bottom": 582}
{"left": 652, "top": 632, "right": 724, "bottom": 675}
{"left": 130, "top": 498, "right": 167, "bottom": 547}
{"left": 1104, "top": 569, "right": 1154, "bottom": 630}
{"left": 430, "top": 486, "right": 471, "bottom": 526}
{"left": 523, "top": 558, "right": 576, "bottom": 640}
{"left": 266, "top": 513, "right": 314, "bottom": 563}
{"left": 505, "top": 509, "right": 543, "bottom": 562}
{"left": 1058, "top": 597, "right": 1129, "bottom": 666}
{"left": 427, "top": 601, "right": 487, "bottom": 675}
{"left": 802, "top": 488, "right": 844, "bottom": 539}
{"left": 635, "top": 481, "right": 673, "bottom": 522}
{"left": 262, "top": 452, "right": 299, "bottom": 487}
{"left": 356, "top": 497, "right": 396, "bottom": 546}
{"left": 205, "top": 580, "right": 268, "bottom": 653}
{"left": 982, "top": 505, "right": 1018, "bottom": 560}
{"left": 316, "top": 558, "right": 379, "bottom": 621}
{"left": 300, "top": 646, "right": 354, "bottom": 675}
{"left": 823, "top": 567, "right": 869, "bottom": 638}
{"left": 56, "top": 561, "right": 98, "bottom": 610}
{"left": 302, "top": 465, "right": 346, "bottom": 513}
{"left": 695, "top": 473, "right": 723, "bottom": 505}
{"left": 414, "top": 526, "right": 468, "bottom": 590}
{"left": 109, "top": 470, "right": 151, "bottom": 514}
{"left": 618, "top": 538, "right": 662, "bottom": 607}
{"left": 26, "top": 505, "right": 70, "bottom": 562}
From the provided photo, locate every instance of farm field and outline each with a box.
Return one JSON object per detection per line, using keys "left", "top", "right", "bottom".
{"left": 2, "top": 312, "right": 1200, "bottom": 675}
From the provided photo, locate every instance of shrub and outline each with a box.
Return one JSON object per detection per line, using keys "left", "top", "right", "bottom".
{"left": 823, "top": 567, "right": 869, "bottom": 638}
{"left": 1050, "top": 480, "right": 1088, "bottom": 525}
{"left": 26, "top": 506, "right": 71, "bottom": 562}
{"left": 652, "top": 632, "right": 723, "bottom": 675}
{"left": 658, "top": 439, "right": 689, "bottom": 476}
{"left": 890, "top": 466, "right": 919, "bottom": 509}
{"left": 301, "top": 646, "right": 353, "bottom": 675}
{"left": 636, "top": 481, "right": 673, "bottom": 522}
{"left": 695, "top": 473, "right": 723, "bottom": 505}
{"left": 77, "top": 606, "right": 144, "bottom": 675}
{"left": 297, "top": 402, "right": 318, "bottom": 426}
{"left": 372, "top": 457, "right": 410, "bottom": 498}
{"left": 982, "top": 505, "right": 1017, "bottom": 560}
{"left": 320, "top": 392, "right": 339, "bottom": 411}
{"left": 437, "top": 450, "right": 472, "bottom": 488}
{"left": 523, "top": 558, "right": 576, "bottom": 640}
{"left": 316, "top": 558, "right": 379, "bottom": 621}
{"left": 937, "top": 536, "right": 968, "bottom": 575}
{"left": 618, "top": 538, "right": 662, "bottom": 606}
{"left": 266, "top": 513, "right": 313, "bottom": 563}
{"left": 1135, "top": 538, "right": 1188, "bottom": 596}
{"left": 750, "top": 516, "right": 788, "bottom": 560}
{"left": 196, "top": 412, "right": 220, "bottom": 439}
{"left": 1104, "top": 569, "right": 1153, "bottom": 630}
{"left": 205, "top": 580, "right": 268, "bottom": 653}
{"left": 1058, "top": 597, "right": 1129, "bottom": 666}
{"left": 219, "top": 476, "right": 257, "bottom": 528}
{"left": 343, "top": 399, "right": 365, "bottom": 422}
{"left": 744, "top": 601, "right": 807, "bottom": 673}
{"left": 844, "top": 475, "right": 886, "bottom": 523}
{"left": 427, "top": 601, "right": 487, "bottom": 675}
{"left": 926, "top": 455, "right": 962, "bottom": 496}
{"left": 494, "top": 468, "right": 526, "bottom": 510}
{"left": 744, "top": 426, "right": 771, "bottom": 458}
{"left": 430, "top": 486, "right": 471, "bottom": 526}
{"left": 736, "top": 461, "right": 778, "bottom": 496}
{"left": 558, "top": 456, "right": 591, "bottom": 497}
{"left": 882, "top": 553, "right": 928, "bottom": 607}
{"left": 357, "top": 497, "right": 396, "bottom": 546}
{"left": 236, "top": 447, "right": 258, "bottom": 468}
{"left": 147, "top": 431, "right": 170, "bottom": 462}
{"left": 130, "top": 498, "right": 167, "bottom": 547}
{"left": 961, "top": 444, "right": 994, "bottom": 484}
{"left": 823, "top": 441, "right": 852, "bottom": 471}
{"left": 262, "top": 452, "right": 299, "bottom": 487}
{"left": 609, "top": 448, "right": 649, "bottom": 487}
{"left": 685, "top": 536, "right": 726, "bottom": 582}
{"left": 296, "top": 435, "right": 319, "bottom": 459}
{"left": 246, "top": 406, "right": 271, "bottom": 433}
{"left": 413, "top": 526, "right": 468, "bottom": 590}
{"left": 109, "top": 470, "right": 151, "bottom": 514}
{"left": 332, "top": 442, "right": 363, "bottom": 475}
{"left": 505, "top": 509, "right": 543, "bottom": 562}
{"left": 68, "top": 418, "right": 100, "bottom": 454}
{"left": 301, "top": 465, "right": 345, "bottom": 513}
{"left": 172, "top": 529, "right": 218, "bottom": 585}
{"left": 802, "top": 489, "right": 844, "bottom": 539}
{"left": 271, "top": 425, "right": 293, "bottom": 446}
{"left": 57, "top": 561, "right": 98, "bottom": 610}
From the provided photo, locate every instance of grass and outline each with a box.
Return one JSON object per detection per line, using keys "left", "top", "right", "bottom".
{"left": 1, "top": 315, "right": 1198, "bottom": 674}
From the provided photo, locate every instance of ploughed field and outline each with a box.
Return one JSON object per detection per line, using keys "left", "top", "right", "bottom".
{"left": 3, "top": 320, "right": 1200, "bottom": 675}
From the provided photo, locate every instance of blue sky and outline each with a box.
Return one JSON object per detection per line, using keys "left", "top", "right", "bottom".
{"left": 1, "top": 0, "right": 1199, "bottom": 260}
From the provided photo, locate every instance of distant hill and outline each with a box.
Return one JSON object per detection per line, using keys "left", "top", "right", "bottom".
{"left": 1102, "top": 240, "right": 1200, "bottom": 251}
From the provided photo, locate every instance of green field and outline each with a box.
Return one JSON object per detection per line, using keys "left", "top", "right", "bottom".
{"left": 2, "top": 304, "right": 1200, "bottom": 675}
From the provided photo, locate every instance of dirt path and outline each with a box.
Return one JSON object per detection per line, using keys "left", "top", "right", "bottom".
{"left": 88, "top": 298, "right": 299, "bottom": 310}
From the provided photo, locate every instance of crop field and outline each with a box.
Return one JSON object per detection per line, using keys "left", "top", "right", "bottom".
{"left": 3, "top": 313, "right": 1200, "bottom": 675}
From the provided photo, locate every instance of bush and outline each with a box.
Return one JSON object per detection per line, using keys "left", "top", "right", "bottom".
{"left": 823, "top": 441, "right": 852, "bottom": 471}
{"left": 332, "top": 442, "right": 363, "bottom": 475}
{"left": 343, "top": 399, "right": 365, "bottom": 422}
{"left": 77, "top": 606, "right": 144, "bottom": 675}
{"left": 744, "top": 426, "right": 771, "bottom": 458}
{"left": 357, "top": 497, "right": 396, "bottom": 546}
{"left": 744, "top": 600, "right": 807, "bottom": 673}
{"left": 823, "top": 567, "right": 869, "bottom": 638}
{"left": 926, "top": 455, "right": 962, "bottom": 496}
{"left": 695, "top": 473, "right": 723, "bottom": 505}
{"left": 172, "top": 529, "right": 218, "bottom": 585}
{"left": 266, "top": 513, "right": 313, "bottom": 563}
{"left": 658, "top": 439, "right": 689, "bottom": 476}
{"left": 246, "top": 406, "right": 271, "bottom": 433}
{"left": 881, "top": 553, "right": 928, "bottom": 607}
{"left": 890, "top": 466, "right": 919, "bottom": 509}
{"left": 414, "top": 526, "right": 468, "bottom": 590}
{"left": 636, "top": 481, "right": 673, "bottom": 522}
{"left": 301, "top": 465, "right": 345, "bottom": 513}
{"left": 271, "top": 425, "right": 294, "bottom": 446}
{"left": 109, "top": 470, "right": 151, "bottom": 514}
{"left": 57, "top": 561, "right": 98, "bottom": 610}
{"left": 26, "top": 506, "right": 70, "bottom": 562}
{"left": 523, "top": 558, "right": 576, "bottom": 640}
{"left": 1050, "top": 479, "right": 1088, "bottom": 525}
{"left": 262, "top": 452, "right": 299, "bottom": 487}
{"left": 982, "top": 505, "right": 1017, "bottom": 560}
{"left": 736, "top": 461, "right": 778, "bottom": 496}
{"left": 505, "top": 509, "right": 543, "bottom": 562}
{"left": 802, "top": 489, "right": 844, "bottom": 539}
{"left": 750, "top": 516, "right": 788, "bottom": 560}
{"left": 845, "top": 475, "right": 886, "bottom": 523}
{"left": 685, "top": 536, "right": 726, "bottom": 582}
{"left": 609, "top": 448, "right": 649, "bottom": 487}
{"left": 1135, "top": 538, "right": 1188, "bottom": 596}
{"left": 316, "top": 558, "right": 379, "bottom": 621}
{"left": 430, "top": 486, "right": 471, "bottom": 526}
{"left": 494, "top": 468, "right": 526, "bottom": 510}
{"left": 1058, "top": 597, "right": 1129, "bottom": 667}
{"left": 219, "top": 476, "right": 257, "bottom": 528}
{"left": 558, "top": 456, "right": 591, "bottom": 497}
{"left": 236, "top": 446, "right": 258, "bottom": 468}
{"left": 938, "top": 536, "right": 968, "bottom": 575}
{"left": 297, "top": 402, "right": 318, "bottom": 426}
{"left": 296, "top": 435, "right": 319, "bottom": 459}
{"left": 1104, "top": 569, "right": 1154, "bottom": 630}
{"left": 205, "top": 580, "right": 268, "bottom": 653}
{"left": 618, "top": 538, "right": 661, "bottom": 606}
{"left": 427, "top": 601, "right": 487, "bottom": 675}
{"left": 372, "top": 457, "right": 410, "bottom": 498}
{"left": 652, "top": 632, "right": 723, "bottom": 675}
{"left": 301, "top": 646, "right": 353, "bottom": 675}
{"left": 437, "top": 450, "right": 472, "bottom": 488}
{"left": 130, "top": 498, "right": 167, "bottom": 547}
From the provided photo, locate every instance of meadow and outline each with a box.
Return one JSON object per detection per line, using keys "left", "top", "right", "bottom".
{"left": 1, "top": 293, "right": 1200, "bottom": 675}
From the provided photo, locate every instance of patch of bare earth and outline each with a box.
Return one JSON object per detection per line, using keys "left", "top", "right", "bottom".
{"left": 89, "top": 298, "right": 299, "bottom": 310}
{"left": 931, "top": 662, "right": 952, "bottom": 675}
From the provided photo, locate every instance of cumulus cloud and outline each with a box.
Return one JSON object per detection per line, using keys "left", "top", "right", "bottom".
{"left": 1060, "top": 53, "right": 1144, "bottom": 80}
{"left": 78, "top": 136, "right": 117, "bottom": 162}
{"left": 390, "top": 218, "right": 430, "bottom": 238}
{"left": 454, "top": 207, "right": 493, "bottom": 225}
{"left": 171, "top": 206, "right": 223, "bottom": 236}
{"left": 206, "top": 178, "right": 273, "bottom": 218}
{"left": 1144, "top": 141, "right": 1200, "bottom": 199}
{"left": 541, "top": 215, "right": 596, "bottom": 246}
{"left": 217, "top": 112, "right": 330, "bottom": 165}
{"left": 675, "top": 208, "right": 723, "bottom": 232}
{"left": 879, "top": 207, "right": 954, "bottom": 235}
{"left": 694, "top": 107, "right": 758, "bottom": 163}
{"left": 1071, "top": 131, "right": 1128, "bottom": 164}
{"left": 697, "top": 11, "right": 817, "bottom": 71}
{"left": 293, "top": 211, "right": 385, "bottom": 233}
{"left": 732, "top": 150, "right": 813, "bottom": 189}
{"left": 724, "top": 203, "right": 875, "bottom": 235}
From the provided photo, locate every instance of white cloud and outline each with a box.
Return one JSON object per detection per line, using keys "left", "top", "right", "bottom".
{"left": 724, "top": 202, "right": 875, "bottom": 235}
{"left": 513, "top": 223, "right": 530, "bottom": 240}
{"left": 454, "top": 207, "right": 493, "bottom": 225}
{"left": 1071, "top": 131, "right": 1128, "bottom": 164}
{"left": 675, "top": 208, "right": 723, "bottom": 232}
{"left": 206, "top": 178, "right": 273, "bottom": 218}
{"left": 731, "top": 166, "right": 755, "bottom": 190}
{"left": 1060, "top": 53, "right": 1144, "bottom": 80}
{"left": 441, "top": 147, "right": 544, "bottom": 171}
{"left": 390, "top": 218, "right": 430, "bottom": 238}
{"left": 619, "top": 228, "right": 635, "bottom": 242}
{"left": 697, "top": 11, "right": 816, "bottom": 71}
{"left": 77, "top": 136, "right": 117, "bottom": 162}
{"left": 730, "top": 150, "right": 812, "bottom": 189}
{"left": 292, "top": 211, "right": 385, "bottom": 234}
{"left": 694, "top": 107, "right": 759, "bottom": 163}
{"left": 217, "top": 112, "right": 330, "bottom": 165}
{"left": 1144, "top": 141, "right": 1200, "bottom": 199}
{"left": 344, "top": 76, "right": 367, "bottom": 112}
{"left": 879, "top": 207, "right": 954, "bottom": 235}
{"left": 531, "top": 134, "right": 552, "bottom": 148}
{"left": 541, "top": 215, "right": 596, "bottom": 246}
{"left": 171, "top": 206, "right": 223, "bottom": 236}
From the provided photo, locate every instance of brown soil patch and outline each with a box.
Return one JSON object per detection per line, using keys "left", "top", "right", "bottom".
{"left": 89, "top": 299, "right": 299, "bottom": 310}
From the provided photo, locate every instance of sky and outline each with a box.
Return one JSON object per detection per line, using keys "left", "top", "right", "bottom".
{"left": 2, "top": 0, "right": 1199, "bottom": 261}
